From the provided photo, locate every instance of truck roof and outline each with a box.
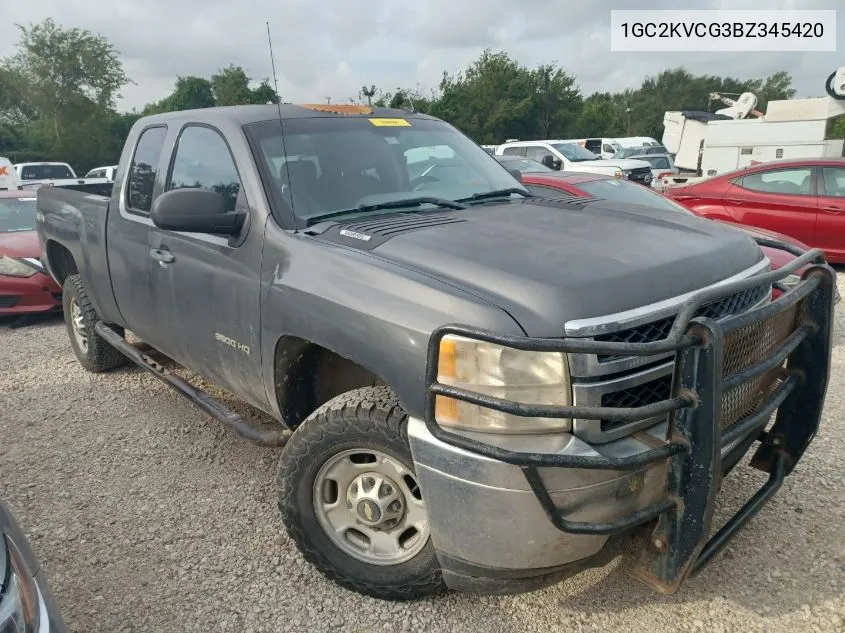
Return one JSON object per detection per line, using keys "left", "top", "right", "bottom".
{"left": 137, "top": 104, "right": 439, "bottom": 126}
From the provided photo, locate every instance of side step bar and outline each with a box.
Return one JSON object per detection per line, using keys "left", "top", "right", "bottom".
{"left": 95, "top": 322, "right": 290, "bottom": 447}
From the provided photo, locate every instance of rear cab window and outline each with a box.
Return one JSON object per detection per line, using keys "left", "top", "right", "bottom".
{"left": 127, "top": 126, "right": 168, "bottom": 214}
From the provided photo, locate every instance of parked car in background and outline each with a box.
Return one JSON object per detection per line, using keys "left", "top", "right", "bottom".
{"left": 493, "top": 155, "right": 553, "bottom": 174}
{"left": 520, "top": 170, "right": 828, "bottom": 297}
{"left": 0, "top": 157, "right": 20, "bottom": 191}
{"left": 84, "top": 165, "right": 118, "bottom": 181}
{"left": 613, "top": 145, "right": 671, "bottom": 159}
{"left": 13, "top": 162, "right": 109, "bottom": 191}
{"left": 495, "top": 140, "right": 653, "bottom": 185}
{"left": 628, "top": 153, "right": 679, "bottom": 192}
{"left": 0, "top": 499, "right": 67, "bottom": 632}
{"left": 664, "top": 158, "right": 845, "bottom": 263}
{"left": 0, "top": 190, "right": 62, "bottom": 314}
{"left": 14, "top": 163, "right": 76, "bottom": 187}
{"left": 578, "top": 138, "right": 623, "bottom": 159}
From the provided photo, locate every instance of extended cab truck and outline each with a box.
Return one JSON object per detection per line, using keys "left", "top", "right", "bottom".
{"left": 36, "top": 104, "right": 835, "bottom": 600}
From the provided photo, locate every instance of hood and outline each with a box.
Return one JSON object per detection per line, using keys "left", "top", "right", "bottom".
{"left": 599, "top": 158, "right": 652, "bottom": 170}
{"left": 315, "top": 199, "right": 764, "bottom": 336}
{"left": 0, "top": 230, "right": 41, "bottom": 258}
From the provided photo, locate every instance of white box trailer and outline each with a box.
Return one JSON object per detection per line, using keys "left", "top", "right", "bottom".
{"left": 701, "top": 117, "right": 845, "bottom": 176}
{"left": 662, "top": 85, "right": 845, "bottom": 182}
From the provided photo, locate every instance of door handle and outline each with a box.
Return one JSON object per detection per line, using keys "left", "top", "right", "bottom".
{"left": 724, "top": 198, "right": 745, "bottom": 204}
{"left": 821, "top": 205, "right": 845, "bottom": 214}
{"left": 150, "top": 248, "right": 175, "bottom": 264}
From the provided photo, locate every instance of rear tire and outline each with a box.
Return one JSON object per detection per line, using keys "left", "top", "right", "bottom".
{"left": 62, "top": 274, "right": 126, "bottom": 372}
{"left": 277, "top": 386, "right": 446, "bottom": 600}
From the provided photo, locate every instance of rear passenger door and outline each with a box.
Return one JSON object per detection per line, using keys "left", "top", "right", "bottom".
{"left": 815, "top": 166, "right": 845, "bottom": 261}
{"left": 722, "top": 166, "right": 818, "bottom": 245}
{"left": 106, "top": 125, "right": 170, "bottom": 349}
{"left": 149, "top": 124, "right": 268, "bottom": 411}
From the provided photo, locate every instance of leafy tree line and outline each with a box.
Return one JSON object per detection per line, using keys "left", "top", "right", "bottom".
{"left": 373, "top": 50, "right": 800, "bottom": 144}
{"left": 0, "top": 20, "right": 279, "bottom": 173}
{"left": 0, "top": 20, "right": 840, "bottom": 176}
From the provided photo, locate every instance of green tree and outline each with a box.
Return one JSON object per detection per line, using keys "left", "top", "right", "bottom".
{"left": 530, "top": 64, "right": 581, "bottom": 138}
{"left": 1, "top": 18, "right": 130, "bottom": 170}
{"left": 212, "top": 64, "right": 253, "bottom": 106}
{"left": 250, "top": 79, "right": 279, "bottom": 104}
{"left": 144, "top": 76, "right": 215, "bottom": 114}
{"left": 747, "top": 71, "right": 796, "bottom": 112}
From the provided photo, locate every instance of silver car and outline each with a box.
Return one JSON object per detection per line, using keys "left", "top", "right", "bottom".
{"left": 0, "top": 500, "right": 66, "bottom": 632}
{"left": 628, "top": 153, "right": 679, "bottom": 192}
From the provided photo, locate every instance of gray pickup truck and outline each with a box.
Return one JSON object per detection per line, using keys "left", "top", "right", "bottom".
{"left": 36, "top": 104, "right": 835, "bottom": 600}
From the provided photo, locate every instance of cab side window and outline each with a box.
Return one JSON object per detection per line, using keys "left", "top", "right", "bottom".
{"left": 127, "top": 126, "right": 167, "bottom": 213}
{"left": 167, "top": 126, "right": 242, "bottom": 213}
{"left": 502, "top": 146, "right": 524, "bottom": 157}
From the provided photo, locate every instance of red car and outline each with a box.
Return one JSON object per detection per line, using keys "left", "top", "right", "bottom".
{"left": 662, "top": 158, "right": 845, "bottom": 263}
{"left": 0, "top": 190, "right": 62, "bottom": 315}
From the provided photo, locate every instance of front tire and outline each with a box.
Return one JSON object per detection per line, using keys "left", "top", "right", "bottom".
{"left": 277, "top": 386, "right": 445, "bottom": 600}
{"left": 62, "top": 274, "right": 126, "bottom": 372}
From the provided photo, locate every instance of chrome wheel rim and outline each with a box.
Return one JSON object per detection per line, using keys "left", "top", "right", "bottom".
{"left": 69, "top": 298, "right": 88, "bottom": 353}
{"left": 313, "top": 448, "right": 429, "bottom": 566}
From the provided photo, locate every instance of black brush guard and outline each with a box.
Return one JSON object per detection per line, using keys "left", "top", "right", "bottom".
{"left": 423, "top": 242, "right": 834, "bottom": 594}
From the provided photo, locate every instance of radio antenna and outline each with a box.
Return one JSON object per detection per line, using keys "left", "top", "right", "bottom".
{"left": 266, "top": 21, "right": 283, "bottom": 112}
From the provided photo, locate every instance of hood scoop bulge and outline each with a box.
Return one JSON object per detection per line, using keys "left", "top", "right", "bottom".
{"left": 317, "top": 212, "right": 467, "bottom": 249}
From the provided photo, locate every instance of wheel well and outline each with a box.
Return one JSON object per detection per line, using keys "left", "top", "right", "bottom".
{"left": 274, "top": 336, "right": 386, "bottom": 428}
{"left": 45, "top": 241, "right": 78, "bottom": 285}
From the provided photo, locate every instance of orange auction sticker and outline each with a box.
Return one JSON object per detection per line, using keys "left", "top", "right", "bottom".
{"left": 369, "top": 118, "right": 411, "bottom": 127}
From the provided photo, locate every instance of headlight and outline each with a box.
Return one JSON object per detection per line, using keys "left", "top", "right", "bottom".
{"left": 614, "top": 170, "right": 624, "bottom": 178}
{"left": 0, "top": 257, "right": 37, "bottom": 278}
{"left": 435, "top": 334, "right": 571, "bottom": 434}
{"left": 0, "top": 536, "right": 42, "bottom": 633}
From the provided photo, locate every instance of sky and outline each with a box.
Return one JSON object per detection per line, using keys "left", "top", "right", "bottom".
{"left": 0, "top": 0, "right": 841, "bottom": 113}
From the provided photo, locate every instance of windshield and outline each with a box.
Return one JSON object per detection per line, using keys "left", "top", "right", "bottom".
{"left": 578, "top": 178, "right": 692, "bottom": 214}
{"left": 496, "top": 157, "right": 554, "bottom": 173}
{"left": 20, "top": 164, "right": 74, "bottom": 181}
{"left": 551, "top": 143, "right": 598, "bottom": 162}
{"left": 247, "top": 117, "right": 527, "bottom": 223}
{"left": 0, "top": 197, "right": 37, "bottom": 233}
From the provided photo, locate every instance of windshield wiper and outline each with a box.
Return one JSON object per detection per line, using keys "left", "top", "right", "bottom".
{"left": 305, "top": 196, "right": 467, "bottom": 226}
{"left": 457, "top": 188, "right": 533, "bottom": 203}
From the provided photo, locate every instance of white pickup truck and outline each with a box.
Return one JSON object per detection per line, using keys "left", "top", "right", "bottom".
{"left": 495, "top": 140, "right": 653, "bottom": 186}
{"left": 14, "top": 162, "right": 109, "bottom": 190}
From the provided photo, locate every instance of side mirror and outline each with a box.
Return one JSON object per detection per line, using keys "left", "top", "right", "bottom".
{"left": 151, "top": 188, "right": 245, "bottom": 235}
{"left": 541, "top": 155, "right": 562, "bottom": 170}
{"left": 507, "top": 168, "right": 523, "bottom": 183}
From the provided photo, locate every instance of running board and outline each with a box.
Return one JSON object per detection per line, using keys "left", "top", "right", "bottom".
{"left": 94, "top": 322, "right": 290, "bottom": 447}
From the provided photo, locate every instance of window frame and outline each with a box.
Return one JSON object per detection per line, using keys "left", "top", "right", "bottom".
{"left": 164, "top": 122, "right": 246, "bottom": 214}
{"left": 125, "top": 124, "right": 169, "bottom": 216}
{"left": 733, "top": 166, "right": 817, "bottom": 197}
{"left": 820, "top": 166, "right": 845, "bottom": 199}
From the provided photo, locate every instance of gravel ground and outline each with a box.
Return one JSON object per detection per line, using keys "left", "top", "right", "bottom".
{"left": 1, "top": 282, "right": 844, "bottom": 633}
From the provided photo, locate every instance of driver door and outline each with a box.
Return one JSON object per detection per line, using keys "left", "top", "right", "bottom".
{"left": 149, "top": 124, "right": 268, "bottom": 411}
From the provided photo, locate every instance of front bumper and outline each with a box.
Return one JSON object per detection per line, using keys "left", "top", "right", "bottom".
{"left": 411, "top": 244, "right": 834, "bottom": 595}
{"left": 0, "top": 272, "right": 62, "bottom": 315}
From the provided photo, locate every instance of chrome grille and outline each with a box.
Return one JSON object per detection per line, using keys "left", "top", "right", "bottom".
{"left": 567, "top": 260, "right": 772, "bottom": 443}
{"left": 596, "top": 285, "right": 770, "bottom": 353}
